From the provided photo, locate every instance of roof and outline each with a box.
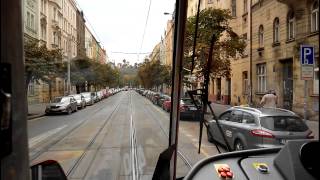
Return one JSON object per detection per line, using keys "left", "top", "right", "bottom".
{"left": 230, "top": 106, "right": 297, "bottom": 117}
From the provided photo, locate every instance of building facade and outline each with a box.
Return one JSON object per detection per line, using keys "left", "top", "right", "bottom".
{"left": 204, "top": 0, "right": 319, "bottom": 121}
{"left": 165, "top": 19, "right": 174, "bottom": 66}
{"left": 76, "top": 9, "right": 86, "bottom": 57}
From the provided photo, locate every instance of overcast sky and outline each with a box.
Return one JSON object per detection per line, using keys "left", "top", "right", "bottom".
{"left": 76, "top": 0, "right": 175, "bottom": 65}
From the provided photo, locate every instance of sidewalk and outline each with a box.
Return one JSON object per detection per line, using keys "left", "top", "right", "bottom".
{"left": 209, "top": 102, "right": 318, "bottom": 140}
{"left": 28, "top": 103, "right": 47, "bottom": 120}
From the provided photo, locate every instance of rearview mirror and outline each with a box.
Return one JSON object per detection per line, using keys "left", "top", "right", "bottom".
{"left": 31, "top": 160, "right": 67, "bottom": 180}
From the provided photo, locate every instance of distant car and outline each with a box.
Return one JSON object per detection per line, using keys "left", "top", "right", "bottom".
{"left": 180, "top": 98, "right": 202, "bottom": 120}
{"left": 81, "top": 92, "right": 94, "bottom": 105}
{"left": 45, "top": 96, "right": 77, "bottom": 115}
{"left": 91, "top": 92, "right": 99, "bottom": 102}
{"left": 69, "top": 94, "right": 86, "bottom": 109}
{"left": 157, "top": 94, "right": 170, "bottom": 107}
{"left": 97, "top": 91, "right": 103, "bottom": 101}
{"left": 207, "top": 106, "right": 314, "bottom": 151}
{"left": 162, "top": 97, "right": 171, "bottom": 112}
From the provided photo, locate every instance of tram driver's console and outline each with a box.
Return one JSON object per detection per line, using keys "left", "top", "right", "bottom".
{"left": 184, "top": 140, "right": 318, "bottom": 180}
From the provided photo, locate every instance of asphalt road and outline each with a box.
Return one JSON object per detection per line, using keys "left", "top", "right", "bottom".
{"left": 28, "top": 91, "right": 222, "bottom": 180}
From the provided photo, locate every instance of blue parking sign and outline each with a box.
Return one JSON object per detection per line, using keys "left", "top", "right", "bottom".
{"left": 300, "top": 45, "right": 314, "bottom": 65}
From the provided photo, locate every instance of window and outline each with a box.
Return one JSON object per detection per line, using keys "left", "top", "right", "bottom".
{"left": 242, "top": 112, "right": 255, "bottom": 124}
{"left": 231, "top": 110, "right": 242, "bottom": 123}
{"left": 27, "top": 12, "right": 31, "bottom": 28}
{"left": 311, "top": 1, "right": 319, "bottom": 32}
{"left": 314, "top": 57, "right": 319, "bottom": 94}
{"left": 41, "top": 24, "right": 46, "bottom": 39}
{"left": 31, "top": 14, "right": 34, "bottom": 30}
{"left": 219, "top": 111, "right": 231, "bottom": 121}
{"left": 53, "top": 32, "right": 56, "bottom": 44}
{"left": 258, "top": 25, "right": 264, "bottom": 47}
{"left": 243, "top": 71, "right": 249, "bottom": 94}
{"left": 231, "top": 0, "right": 236, "bottom": 17}
{"left": 243, "top": 0, "right": 248, "bottom": 13}
{"left": 257, "top": 63, "right": 267, "bottom": 93}
{"left": 28, "top": 81, "right": 35, "bottom": 95}
{"left": 287, "top": 11, "right": 295, "bottom": 40}
{"left": 273, "top": 18, "right": 280, "bottom": 43}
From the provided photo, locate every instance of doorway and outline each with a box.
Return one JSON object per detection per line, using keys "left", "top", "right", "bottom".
{"left": 282, "top": 59, "right": 293, "bottom": 110}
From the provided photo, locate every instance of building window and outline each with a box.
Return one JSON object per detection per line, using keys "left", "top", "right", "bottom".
{"left": 311, "top": 1, "right": 319, "bottom": 32}
{"left": 257, "top": 64, "right": 267, "bottom": 93}
{"left": 31, "top": 14, "right": 35, "bottom": 30}
{"left": 41, "top": 24, "right": 46, "bottom": 39}
{"left": 231, "top": 0, "right": 236, "bottom": 17}
{"left": 28, "top": 81, "right": 35, "bottom": 95}
{"left": 258, "top": 25, "right": 264, "bottom": 47}
{"left": 27, "top": 12, "right": 31, "bottom": 28}
{"left": 243, "top": 0, "right": 248, "bottom": 13}
{"left": 273, "top": 18, "right": 280, "bottom": 43}
{"left": 314, "top": 57, "right": 319, "bottom": 94}
{"left": 53, "top": 32, "right": 56, "bottom": 44}
{"left": 243, "top": 71, "right": 249, "bottom": 94}
{"left": 287, "top": 11, "right": 295, "bottom": 40}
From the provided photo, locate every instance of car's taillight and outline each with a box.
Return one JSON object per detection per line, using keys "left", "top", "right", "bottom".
{"left": 307, "top": 131, "right": 314, "bottom": 139}
{"left": 250, "top": 129, "right": 275, "bottom": 138}
{"left": 180, "top": 105, "right": 187, "bottom": 112}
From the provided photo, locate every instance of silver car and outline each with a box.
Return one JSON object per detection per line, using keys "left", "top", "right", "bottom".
{"left": 45, "top": 96, "right": 78, "bottom": 115}
{"left": 207, "top": 106, "right": 313, "bottom": 151}
{"left": 81, "top": 92, "right": 94, "bottom": 105}
{"left": 69, "top": 94, "right": 86, "bottom": 109}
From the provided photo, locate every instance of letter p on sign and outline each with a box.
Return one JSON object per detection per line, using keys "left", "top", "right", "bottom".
{"left": 300, "top": 45, "right": 314, "bottom": 65}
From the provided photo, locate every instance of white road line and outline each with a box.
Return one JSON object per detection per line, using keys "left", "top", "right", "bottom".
{"left": 29, "top": 125, "right": 67, "bottom": 148}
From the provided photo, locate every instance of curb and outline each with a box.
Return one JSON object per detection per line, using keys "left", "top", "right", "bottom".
{"left": 27, "top": 113, "right": 45, "bottom": 120}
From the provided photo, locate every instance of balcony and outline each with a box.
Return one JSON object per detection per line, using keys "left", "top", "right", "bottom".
{"left": 277, "top": 0, "right": 301, "bottom": 7}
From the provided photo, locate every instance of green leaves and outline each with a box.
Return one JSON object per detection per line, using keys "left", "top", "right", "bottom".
{"left": 184, "top": 8, "right": 246, "bottom": 79}
{"left": 24, "top": 39, "right": 63, "bottom": 87}
{"left": 137, "top": 60, "right": 171, "bottom": 89}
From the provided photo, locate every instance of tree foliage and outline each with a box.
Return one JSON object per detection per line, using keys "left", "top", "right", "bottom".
{"left": 184, "top": 8, "right": 246, "bottom": 78}
{"left": 24, "top": 39, "right": 63, "bottom": 88}
{"left": 69, "top": 57, "right": 120, "bottom": 91}
{"left": 137, "top": 60, "right": 171, "bottom": 89}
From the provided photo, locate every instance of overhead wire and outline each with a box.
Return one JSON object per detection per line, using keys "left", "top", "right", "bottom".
{"left": 137, "top": 0, "right": 153, "bottom": 62}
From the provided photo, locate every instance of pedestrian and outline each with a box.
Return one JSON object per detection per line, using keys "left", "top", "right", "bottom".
{"left": 260, "top": 90, "right": 278, "bottom": 108}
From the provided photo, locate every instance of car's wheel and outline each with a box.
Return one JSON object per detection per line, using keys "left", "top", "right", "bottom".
{"left": 234, "top": 139, "right": 245, "bottom": 151}
{"left": 207, "top": 129, "right": 215, "bottom": 143}
{"left": 67, "top": 107, "right": 72, "bottom": 115}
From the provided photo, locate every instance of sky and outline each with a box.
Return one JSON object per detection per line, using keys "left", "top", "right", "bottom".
{"left": 76, "top": 0, "right": 175, "bottom": 65}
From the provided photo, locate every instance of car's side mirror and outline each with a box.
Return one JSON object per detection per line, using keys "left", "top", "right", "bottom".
{"left": 30, "top": 160, "right": 67, "bottom": 180}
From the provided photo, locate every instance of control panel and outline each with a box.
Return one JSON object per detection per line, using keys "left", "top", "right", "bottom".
{"left": 184, "top": 140, "right": 318, "bottom": 180}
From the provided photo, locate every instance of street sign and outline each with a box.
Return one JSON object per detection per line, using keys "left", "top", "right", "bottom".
{"left": 300, "top": 45, "right": 315, "bottom": 80}
{"left": 300, "top": 45, "right": 314, "bottom": 65}
{"left": 301, "top": 66, "right": 314, "bottom": 80}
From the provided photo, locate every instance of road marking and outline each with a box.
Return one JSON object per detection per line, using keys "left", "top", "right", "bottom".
{"left": 29, "top": 125, "right": 67, "bottom": 148}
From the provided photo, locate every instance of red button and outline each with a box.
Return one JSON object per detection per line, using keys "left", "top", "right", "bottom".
{"left": 220, "top": 171, "right": 227, "bottom": 178}
{"left": 226, "top": 171, "right": 233, "bottom": 178}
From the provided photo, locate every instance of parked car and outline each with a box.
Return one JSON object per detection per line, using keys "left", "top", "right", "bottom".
{"left": 91, "top": 92, "right": 99, "bottom": 102}
{"left": 45, "top": 96, "right": 77, "bottom": 115}
{"left": 151, "top": 93, "right": 161, "bottom": 104}
{"left": 157, "top": 94, "right": 170, "bottom": 107}
{"left": 69, "top": 94, "right": 86, "bottom": 109}
{"left": 180, "top": 98, "right": 202, "bottom": 120}
{"left": 97, "top": 91, "right": 103, "bottom": 101}
{"left": 162, "top": 98, "right": 171, "bottom": 112}
{"left": 207, "top": 106, "right": 314, "bottom": 151}
{"left": 81, "top": 92, "right": 94, "bottom": 105}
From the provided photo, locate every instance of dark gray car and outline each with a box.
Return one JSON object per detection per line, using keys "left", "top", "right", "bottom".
{"left": 207, "top": 106, "right": 313, "bottom": 151}
{"left": 45, "top": 96, "right": 78, "bottom": 115}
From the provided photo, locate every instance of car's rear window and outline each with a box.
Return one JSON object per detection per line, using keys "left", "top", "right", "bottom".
{"left": 260, "top": 116, "right": 308, "bottom": 132}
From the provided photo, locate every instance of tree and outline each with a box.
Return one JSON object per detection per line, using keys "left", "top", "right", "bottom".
{"left": 24, "top": 39, "right": 63, "bottom": 100}
{"left": 184, "top": 8, "right": 246, "bottom": 79}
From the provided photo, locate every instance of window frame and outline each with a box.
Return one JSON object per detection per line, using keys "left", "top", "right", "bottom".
{"left": 273, "top": 18, "right": 280, "bottom": 43}
{"left": 231, "top": 0, "right": 237, "bottom": 17}
{"left": 287, "top": 11, "right": 295, "bottom": 40}
{"left": 257, "top": 63, "right": 267, "bottom": 93}
{"left": 311, "top": 1, "right": 319, "bottom": 32}
{"left": 258, "top": 25, "right": 264, "bottom": 47}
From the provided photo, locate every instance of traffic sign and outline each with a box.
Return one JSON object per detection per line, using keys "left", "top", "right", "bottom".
{"left": 301, "top": 66, "right": 314, "bottom": 80}
{"left": 300, "top": 45, "right": 314, "bottom": 65}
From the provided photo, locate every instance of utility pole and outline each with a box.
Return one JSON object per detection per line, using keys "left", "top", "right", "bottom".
{"left": 249, "top": 0, "right": 253, "bottom": 106}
